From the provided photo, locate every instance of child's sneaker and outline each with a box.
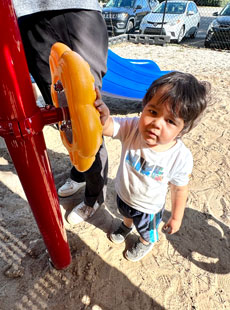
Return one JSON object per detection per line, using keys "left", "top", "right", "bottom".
{"left": 58, "top": 178, "right": 86, "bottom": 197}
{"left": 67, "top": 201, "right": 100, "bottom": 225}
{"left": 125, "top": 239, "right": 154, "bottom": 262}
{"left": 109, "top": 222, "right": 133, "bottom": 244}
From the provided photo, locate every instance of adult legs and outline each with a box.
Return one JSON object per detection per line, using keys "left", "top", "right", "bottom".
{"left": 18, "top": 9, "right": 108, "bottom": 207}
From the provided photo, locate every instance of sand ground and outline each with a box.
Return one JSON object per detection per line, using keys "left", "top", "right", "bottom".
{"left": 0, "top": 42, "right": 230, "bottom": 310}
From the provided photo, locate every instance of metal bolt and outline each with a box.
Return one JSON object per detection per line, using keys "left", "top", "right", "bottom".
{"left": 54, "top": 80, "right": 64, "bottom": 93}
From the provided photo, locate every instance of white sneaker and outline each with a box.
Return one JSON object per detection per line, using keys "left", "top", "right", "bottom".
{"left": 58, "top": 178, "right": 86, "bottom": 197}
{"left": 67, "top": 201, "right": 100, "bottom": 225}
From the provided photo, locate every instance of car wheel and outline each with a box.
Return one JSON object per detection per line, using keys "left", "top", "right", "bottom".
{"left": 125, "top": 20, "right": 134, "bottom": 34}
{"left": 190, "top": 24, "right": 199, "bottom": 39}
{"left": 176, "top": 26, "right": 185, "bottom": 43}
{"left": 204, "top": 39, "right": 210, "bottom": 48}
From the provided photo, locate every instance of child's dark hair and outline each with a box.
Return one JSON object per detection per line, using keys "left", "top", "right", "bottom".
{"left": 143, "top": 71, "right": 210, "bottom": 135}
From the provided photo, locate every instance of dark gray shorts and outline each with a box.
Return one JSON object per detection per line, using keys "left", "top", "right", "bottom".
{"left": 117, "top": 195, "right": 164, "bottom": 243}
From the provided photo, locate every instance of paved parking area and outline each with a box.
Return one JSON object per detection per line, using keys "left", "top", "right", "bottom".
{"left": 182, "top": 6, "right": 221, "bottom": 48}
{"left": 197, "top": 6, "right": 221, "bottom": 38}
{"left": 108, "top": 6, "right": 224, "bottom": 49}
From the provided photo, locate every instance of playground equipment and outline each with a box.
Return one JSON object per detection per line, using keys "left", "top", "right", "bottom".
{"left": 102, "top": 49, "right": 171, "bottom": 100}
{"left": 0, "top": 1, "right": 103, "bottom": 269}
{"left": 49, "top": 42, "right": 102, "bottom": 172}
{"left": 0, "top": 0, "right": 72, "bottom": 269}
{"left": 0, "top": 0, "right": 171, "bottom": 270}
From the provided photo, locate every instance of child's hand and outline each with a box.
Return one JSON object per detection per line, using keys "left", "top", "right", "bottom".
{"left": 163, "top": 217, "right": 182, "bottom": 235}
{"left": 94, "top": 87, "right": 110, "bottom": 126}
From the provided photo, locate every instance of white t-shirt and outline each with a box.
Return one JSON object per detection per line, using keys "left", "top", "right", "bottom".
{"left": 112, "top": 117, "right": 193, "bottom": 214}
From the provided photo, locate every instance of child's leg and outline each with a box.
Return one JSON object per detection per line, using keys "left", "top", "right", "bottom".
{"left": 139, "top": 236, "right": 149, "bottom": 245}
{"left": 109, "top": 218, "right": 134, "bottom": 244}
{"left": 123, "top": 217, "right": 133, "bottom": 229}
{"left": 134, "top": 208, "right": 164, "bottom": 245}
{"left": 125, "top": 208, "right": 164, "bottom": 262}
{"left": 109, "top": 196, "right": 135, "bottom": 244}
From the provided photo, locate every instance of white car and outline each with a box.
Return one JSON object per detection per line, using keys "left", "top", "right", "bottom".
{"left": 139, "top": 0, "right": 200, "bottom": 43}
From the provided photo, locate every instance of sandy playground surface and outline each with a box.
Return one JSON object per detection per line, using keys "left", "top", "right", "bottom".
{"left": 0, "top": 42, "right": 230, "bottom": 310}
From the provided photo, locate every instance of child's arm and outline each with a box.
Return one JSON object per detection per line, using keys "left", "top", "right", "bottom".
{"left": 163, "top": 183, "right": 188, "bottom": 234}
{"left": 94, "top": 87, "right": 114, "bottom": 137}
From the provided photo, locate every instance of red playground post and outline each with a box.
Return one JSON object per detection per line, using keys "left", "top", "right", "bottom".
{"left": 0, "top": 0, "right": 72, "bottom": 269}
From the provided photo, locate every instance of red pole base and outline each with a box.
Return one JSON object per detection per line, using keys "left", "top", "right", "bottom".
{"left": 5, "top": 132, "right": 72, "bottom": 269}
{"left": 0, "top": 0, "right": 72, "bottom": 269}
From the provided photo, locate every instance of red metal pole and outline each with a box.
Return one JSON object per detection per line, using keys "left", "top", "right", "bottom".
{"left": 0, "top": 0, "right": 71, "bottom": 269}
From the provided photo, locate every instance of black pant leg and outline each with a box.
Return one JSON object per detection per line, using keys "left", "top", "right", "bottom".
{"left": 18, "top": 10, "right": 108, "bottom": 206}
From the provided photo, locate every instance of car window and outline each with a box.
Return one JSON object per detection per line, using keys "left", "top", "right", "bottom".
{"left": 106, "top": 0, "right": 135, "bottom": 8}
{"left": 220, "top": 3, "right": 230, "bottom": 16}
{"left": 191, "top": 2, "right": 198, "bottom": 13}
{"left": 105, "top": 0, "right": 119, "bottom": 7}
{"left": 149, "top": 0, "right": 159, "bottom": 10}
{"left": 187, "top": 3, "right": 193, "bottom": 12}
{"left": 188, "top": 2, "right": 197, "bottom": 13}
{"left": 153, "top": 2, "right": 186, "bottom": 14}
{"left": 139, "top": 0, "right": 150, "bottom": 9}
{"left": 121, "top": 0, "right": 135, "bottom": 7}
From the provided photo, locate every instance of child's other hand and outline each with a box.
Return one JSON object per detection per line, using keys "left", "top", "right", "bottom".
{"left": 163, "top": 217, "right": 182, "bottom": 235}
{"left": 94, "top": 87, "right": 110, "bottom": 126}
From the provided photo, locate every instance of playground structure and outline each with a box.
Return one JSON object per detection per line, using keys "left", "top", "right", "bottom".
{"left": 0, "top": 0, "right": 72, "bottom": 269}
{"left": 49, "top": 42, "right": 103, "bottom": 172}
{"left": 102, "top": 49, "right": 171, "bottom": 100}
{"left": 0, "top": 0, "right": 171, "bottom": 270}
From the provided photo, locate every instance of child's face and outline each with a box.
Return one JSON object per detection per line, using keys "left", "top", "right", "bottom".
{"left": 139, "top": 86, "right": 184, "bottom": 148}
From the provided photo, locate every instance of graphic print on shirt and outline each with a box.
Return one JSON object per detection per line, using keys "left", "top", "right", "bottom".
{"left": 125, "top": 151, "right": 164, "bottom": 181}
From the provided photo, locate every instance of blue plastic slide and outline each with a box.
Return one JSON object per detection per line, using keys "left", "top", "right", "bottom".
{"left": 101, "top": 49, "right": 172, "bottom": 100}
